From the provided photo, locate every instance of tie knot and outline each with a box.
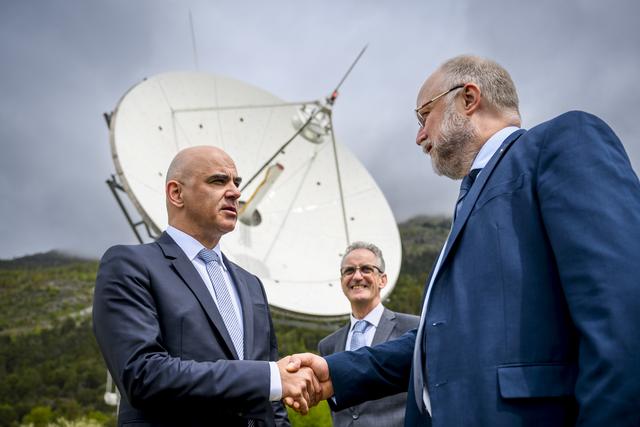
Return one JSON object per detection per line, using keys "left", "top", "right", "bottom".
{"left": 458, "top": 168, "right": 482, "bottom": 200}
{"left": 353, "top": 319, "right": 370, "bottom": 334}
{"left": 197, "top": 248, "right": 220, "bottom": 265}
{"left": 460, "top": 168, "right": 481, "bottom": 191}
{"left": 469, "top": 168, "right": 481, "bottom": 180}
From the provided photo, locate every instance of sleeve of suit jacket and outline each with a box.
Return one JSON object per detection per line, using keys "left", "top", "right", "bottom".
{"left": 93, "top": 244, "right": 272, "bottom": 416}
{"left": 325, "top": 329, "right": 416, "bottom": 410}
{"left": 535, "top": 111, "right": 640, "bottom": 424}
{"left": 262, "top": 279, "right": 291, "bottom": 427}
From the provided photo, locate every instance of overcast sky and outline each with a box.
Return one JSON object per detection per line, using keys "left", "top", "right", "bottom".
{"left": 1, "top": 0, "right": 639, "bottom": 259}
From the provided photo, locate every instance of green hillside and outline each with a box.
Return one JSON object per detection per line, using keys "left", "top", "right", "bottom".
{"left": 0, "top": 216, "right": 449, "bottom": 427}
{"left": 0, "top": 252, "right": 98, "bottom": 334}
{"left": 0, "top": 253, "right": 112, "bottom": 427}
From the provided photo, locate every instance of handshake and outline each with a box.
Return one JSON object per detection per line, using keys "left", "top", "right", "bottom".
{"left": 277, "top": 353, "right": 334, "bottom": 415}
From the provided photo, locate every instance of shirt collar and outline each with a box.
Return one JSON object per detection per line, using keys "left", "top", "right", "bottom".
{"left": 350, "top": 302, "right": 385, "bottom": 330}
{"left": 166, "top": 225, "right": 227, "bottom": 271}
{"left": 471, "top": 126, "right": 520, "bottom": 171}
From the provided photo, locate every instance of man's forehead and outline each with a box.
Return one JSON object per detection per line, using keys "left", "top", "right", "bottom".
{"left": 204, "top": 162, "right": 238, "bottom": 178}
{"left": 197, "top": 150, "right": 237, "bottom": 172}
{"left": 417, "top": 71, "right": 444, "bottom": 103}
{"left": 343, "top": 248, "right": 376, "bottom": 264}
{"left": 175, "top": 155, "right": 236, "bottom": 184}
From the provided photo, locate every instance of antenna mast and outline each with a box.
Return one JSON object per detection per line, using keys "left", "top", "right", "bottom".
{"left": 240, "top": 44, "right": 369, "bottom": 192}
{"left": 327, "top": 44, "right": 368, "bottom": 105}
{"left": 188, "top": 10, "right": 200, "bottom": 70}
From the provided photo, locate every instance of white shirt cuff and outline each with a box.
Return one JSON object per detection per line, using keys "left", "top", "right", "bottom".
{"left": 269, "top": 361, "right": 282, "bottom": 401}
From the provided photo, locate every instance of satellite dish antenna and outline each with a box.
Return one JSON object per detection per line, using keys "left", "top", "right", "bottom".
{"left": 105, "top": 49, "right": 401, "bottom": 318}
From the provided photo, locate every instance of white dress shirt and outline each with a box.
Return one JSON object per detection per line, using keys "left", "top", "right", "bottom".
{"left": 344, "top": 302, "right": 385, "bottom": 350}
{"left": 166, "top": 226, "right": 282, "bottom": 400}
{"left": 470, "top": 126, "right": 520, "bottom": 171}
{"left": 166, "top": 226, "right": 244, "bottom": 327}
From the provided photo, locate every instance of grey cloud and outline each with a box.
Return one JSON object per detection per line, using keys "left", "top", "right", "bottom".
{"left": 0, "top": 0, "right": 638, "bottom": 258}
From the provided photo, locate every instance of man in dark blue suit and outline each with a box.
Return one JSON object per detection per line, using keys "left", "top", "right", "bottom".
{"left": 287, "top": 55, "right": 640, "bottom": 426}
{"left": 93, "top": 146, "right": 319, "bottom": 427}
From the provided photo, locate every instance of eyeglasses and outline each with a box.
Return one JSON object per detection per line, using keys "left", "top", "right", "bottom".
{"left": 340, "top": 264, "right": 383, "bottom": 278}
{"left": 415, "top": 84, "right": 465, "bottom": 128}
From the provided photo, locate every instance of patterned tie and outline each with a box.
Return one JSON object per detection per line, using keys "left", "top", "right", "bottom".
{"left": 197, "top": 250, "right": 255, "bottom": 427}
{"left": 197, "top": 248, "right": 244, "bottom": 360}
{"left": 455, "top": 168, "right": 481, "bottom": 219}
{"left": 349, "top": 320, "right": 370, "bottom": 351}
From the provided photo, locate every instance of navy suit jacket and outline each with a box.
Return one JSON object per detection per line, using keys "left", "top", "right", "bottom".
{"left": 93, "top": 232, "right": 289, "bottom": 427}
{"left": 326, "top": 112, "right": 640, "bottom": 426}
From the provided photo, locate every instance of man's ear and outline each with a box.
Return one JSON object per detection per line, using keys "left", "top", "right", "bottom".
{"left": 379, "top": 273, "right": 388, "bottom": 289}
{"left": 166, "top": 180, "right": 184, "bottom": 208}
{"left": 461, "top": 83, "right": 481, "bottom": 115}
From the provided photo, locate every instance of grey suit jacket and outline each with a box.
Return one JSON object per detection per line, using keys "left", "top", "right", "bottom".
{"left": 318, "top": 308, "right": 419, "bottom": 427}
{"left": 93, "top": 232, "right": 289, "bottom": 427}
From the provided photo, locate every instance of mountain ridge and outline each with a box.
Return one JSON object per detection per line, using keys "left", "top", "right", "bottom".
{"left": 0, "top": 250, "right": 96, "bottom": 269}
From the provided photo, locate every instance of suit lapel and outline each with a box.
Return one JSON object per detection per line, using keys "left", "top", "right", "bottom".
{"left": 437, "top": 129, "right": 525, "bottom": 276}
{"left": 156, "top": 233, "right": 239, "bottom": 360}
{"left": 223, "top": 254, "right": 255, "bottom": 360}
{"left": 372, "top": 308, "right": 396, "bottom": 345}
{"left": 335, "top": 324, "right": 350, "bottom": 352}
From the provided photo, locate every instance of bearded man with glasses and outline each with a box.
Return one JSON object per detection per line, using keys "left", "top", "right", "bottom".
{"left": 285, "top": 54, "right": 640, "bottom": 427}
{"left": 318, "top": 241, "right": 418, "bottom": 427}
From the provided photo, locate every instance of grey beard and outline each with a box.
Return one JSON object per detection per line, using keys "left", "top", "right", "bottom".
{"left": 428, "top": 106, "right": 478, "bottom": 179}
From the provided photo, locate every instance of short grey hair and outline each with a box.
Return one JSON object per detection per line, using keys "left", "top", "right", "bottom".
{"left": 439, "top": 55, "right": 520, "bottom": 119}
{"left": 341, "top": 241, "right": 385, "bottom": 272}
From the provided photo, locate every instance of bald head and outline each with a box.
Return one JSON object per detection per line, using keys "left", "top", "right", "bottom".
{"left": 166, "top": 145, "right": 234, "bottom": 185}
{"left": 165, "top": 145, "right": 241, "bottom": 248}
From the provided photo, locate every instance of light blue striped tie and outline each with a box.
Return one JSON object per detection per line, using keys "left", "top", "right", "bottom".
{"left": 197, "top": 249, "right": 244, "bottom": 360}
{"left": 350, "top": 320, "right": 370, "bottom": 351}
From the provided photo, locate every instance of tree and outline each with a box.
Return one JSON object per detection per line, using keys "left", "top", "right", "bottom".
{"left": 22, "top": 406, "right": 54, "bottom": 427}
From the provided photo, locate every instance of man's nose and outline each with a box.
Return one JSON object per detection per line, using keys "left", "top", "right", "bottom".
{"left": 227, "top": 186, "right": 241, "bottom": 200}
{"left": 352, "top": 268, "right": 365, "bottom": 279}
{"left": 416, "top": 126, "right": 427, "bottom": 146}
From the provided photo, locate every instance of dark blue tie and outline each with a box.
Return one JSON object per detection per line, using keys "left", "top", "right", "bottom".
{"left": 455, "top": 168, "right": 481, "bottom": 219}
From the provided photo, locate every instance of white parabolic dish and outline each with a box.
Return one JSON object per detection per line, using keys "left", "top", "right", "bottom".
{"left": 109, "top": 72, "right": 401, "bottom": 317}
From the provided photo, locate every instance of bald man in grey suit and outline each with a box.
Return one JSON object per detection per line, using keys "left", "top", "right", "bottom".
{"left": 318, "top": 242, "right": 418, "bottom": 427}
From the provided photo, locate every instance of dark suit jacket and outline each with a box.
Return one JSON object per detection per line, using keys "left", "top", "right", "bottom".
{"left": 325, "top": 112, "right": 640, "bottom": 426}
{"left": 318, "top": 308, "right": 419, "bottom": 427}
{"left": 93, "top": 232, "right": 289, "bottom": 427}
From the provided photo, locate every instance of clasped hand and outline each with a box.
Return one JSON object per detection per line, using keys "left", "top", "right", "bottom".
{"left": 277, "top": 353, "right": 333, "bottom": 415}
